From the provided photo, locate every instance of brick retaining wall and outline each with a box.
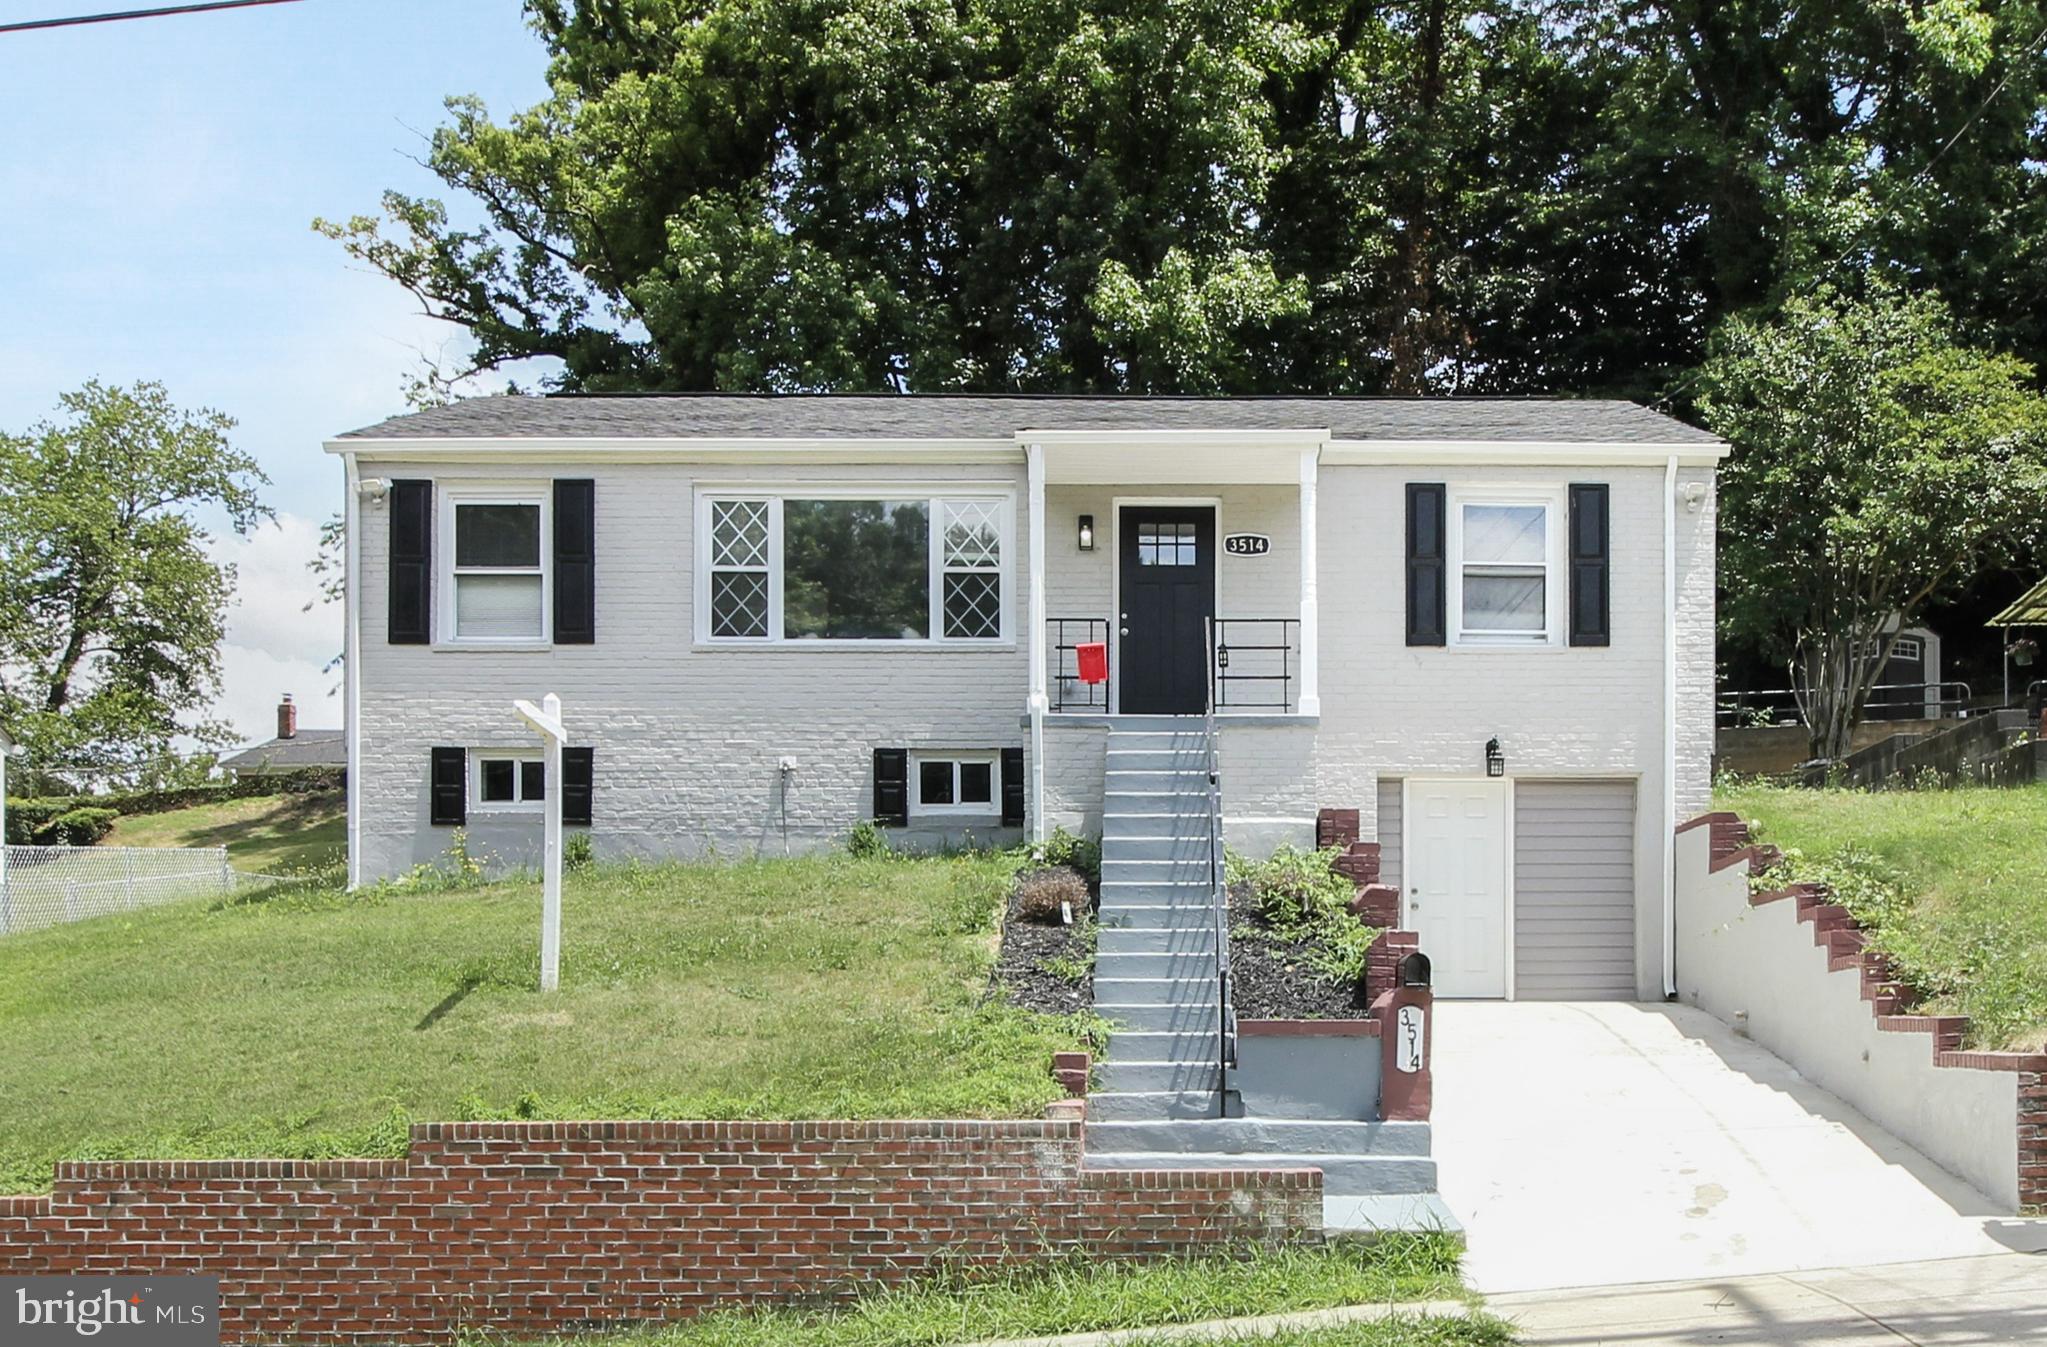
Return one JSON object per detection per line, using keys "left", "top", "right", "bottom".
{"left": 0, "top": 1119, "right": 1322, "bottom": 1344}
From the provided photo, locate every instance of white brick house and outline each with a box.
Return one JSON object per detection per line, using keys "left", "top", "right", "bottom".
{"left": 330, "top": 395, "right": 1723, "bottom": 1001}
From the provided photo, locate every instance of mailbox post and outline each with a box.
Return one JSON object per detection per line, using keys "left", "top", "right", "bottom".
{"left": 1374, "top": 951, "right": 1433, "bottom": 1121}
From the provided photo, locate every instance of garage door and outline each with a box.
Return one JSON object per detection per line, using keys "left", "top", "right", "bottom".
{"left": 1512, "top": 780, "right": 1636, "bottom": 1000}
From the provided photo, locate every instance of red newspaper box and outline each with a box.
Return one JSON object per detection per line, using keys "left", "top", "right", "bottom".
{"left": 1076, "top": 641, "right": 1108, "bottom": 685}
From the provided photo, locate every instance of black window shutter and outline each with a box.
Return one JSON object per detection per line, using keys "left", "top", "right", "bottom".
{"left": 1569, "top": 483, "right": 1611, "bottom": 647}
{"left": 1405, "top": 483, "right": 1447, "bottom": 647}
{"left": 1000, "top": 747, "right": 1025, "bottom": 826}
{"left": 430, "top": 747, "right": 466, "bottom": 826}
{"left": 563, "top": 746, "right": 594, "bottom": 826}
{"left": 388, "top": 480, "right": 433, "bottom": 645}
{"left": 873, "top": 748, "right": 909, "bottom": 827}
{"left": 553, "top": 479, "right": 596, "bottom": 644}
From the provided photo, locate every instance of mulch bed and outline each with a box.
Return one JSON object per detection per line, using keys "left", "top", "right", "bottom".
{"left": 1226, "top": 880, "right": 1366, "bottom": 1019}
{"left": 993, "top": 885, "right": 1094, "bottom": 1016}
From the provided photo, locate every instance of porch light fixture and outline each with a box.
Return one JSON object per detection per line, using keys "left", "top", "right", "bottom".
{"left": 1485, "top": 737, "right": 1505, "bottom": 778}
{"left": 1077, "top": 514, "right": 1095, "bottom": 552}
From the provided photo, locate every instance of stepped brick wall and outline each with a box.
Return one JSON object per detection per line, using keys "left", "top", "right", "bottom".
{"left": 1680, "top": 811, "right": 2047, "bottom": 1212}
{"left": 0, "top": 1119, "right": 1321, "bottom": 1344}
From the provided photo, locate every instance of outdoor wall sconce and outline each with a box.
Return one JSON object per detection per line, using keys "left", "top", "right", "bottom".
{"left": 1078, "top": 514, "right": 1095, "bottom": 551}
{"left": 1485, "top": 737, "right": 1505, "bottom": 777}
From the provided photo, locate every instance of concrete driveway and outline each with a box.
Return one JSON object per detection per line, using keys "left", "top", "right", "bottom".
{"left": 1432, "top": 1001, "right": 2047, "bottom": 1294}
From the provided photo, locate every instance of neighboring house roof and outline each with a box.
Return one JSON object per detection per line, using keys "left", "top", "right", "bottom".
{"left": 335, "top": 393, "right": 1722, "bottom": 445}
{"left": 1990, "top": 577, "right": 2047, "bottom": 627}
{"left": 220, "top": 729, "right": 345, "bottom": 773}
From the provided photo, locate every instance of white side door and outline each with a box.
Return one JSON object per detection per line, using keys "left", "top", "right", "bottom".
{"left": 1403, "top": 778, "right": 1511, "bottom": 998}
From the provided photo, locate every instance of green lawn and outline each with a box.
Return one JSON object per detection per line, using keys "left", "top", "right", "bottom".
{"left": 102, "top": 790, "right": 346, "bottom": 874}
{"left": 1715, "top": 781, "right": 2047, "bottom": 1051}
{"left": 511, "top": 1238, "right": 1503, "bottom": 1347}
{"left": 0, "top": 852, "right": 1090, "bottom": 1193}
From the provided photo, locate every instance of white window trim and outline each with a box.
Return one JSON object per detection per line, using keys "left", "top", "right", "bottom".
{"left": 438, "top": 483, "right": 553, "bottom": 647}
{"left": 694, "top": 486, "right": 1016, "bottom": 648}
{"left": 909, "top": 750, "right": 1003, "bottom": 817}
{"left": 470, "top": 748, "right": 545, "bottom": 813}
{"left": 1447, "top": 487, "right": 1567, "bottom": 649}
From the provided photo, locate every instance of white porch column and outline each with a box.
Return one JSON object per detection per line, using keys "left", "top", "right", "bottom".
{"left": 1025, "top": 443, "right": 1049, "bottom": 841}
{"left": 1297, "top": 445, "right": 1322, "bottom": 717}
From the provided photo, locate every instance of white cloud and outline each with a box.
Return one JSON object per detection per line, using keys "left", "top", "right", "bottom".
{"left": 205, "top": 513, "right": 342, "bottom": 743}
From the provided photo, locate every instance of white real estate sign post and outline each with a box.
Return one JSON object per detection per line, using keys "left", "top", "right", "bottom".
{"left": 513, "top": 693, "right": 567, "bottom": 993}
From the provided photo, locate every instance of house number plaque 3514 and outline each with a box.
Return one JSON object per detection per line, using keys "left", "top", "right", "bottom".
{"left": 1223, "top": 533, "right": 1271, "bottom": 556}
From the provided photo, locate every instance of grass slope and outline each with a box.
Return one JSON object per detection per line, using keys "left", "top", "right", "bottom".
{"left": 0, "top": 853, "right": 1089, "bottom": 1193}
{"left": 103, "top": 790, "right": 345, "bottom": 875}
{"left": 512, "top": 1238, "right": 1501, "bottom": 1347}
{"left": 1716, "top": 781, "right": 2047, "bottom": 1050}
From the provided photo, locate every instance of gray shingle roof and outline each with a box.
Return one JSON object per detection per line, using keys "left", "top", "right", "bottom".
{"left": 221, "top": 730, "right": 345, "bottom": 773}
{"left": 338, "top": 394, "right": 1720, "bottom": 444}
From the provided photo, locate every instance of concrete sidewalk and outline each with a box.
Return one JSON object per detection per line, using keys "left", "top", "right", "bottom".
{"left": 1492, "top": 1252, "right": 2047, "bottom": 1345}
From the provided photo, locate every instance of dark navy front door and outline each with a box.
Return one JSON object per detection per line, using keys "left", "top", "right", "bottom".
{"left": 1118, "top": 507, "right": 1215, "bottom": 715}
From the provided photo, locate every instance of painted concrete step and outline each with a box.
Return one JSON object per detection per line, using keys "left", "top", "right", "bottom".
{"left": 1098, "top": 835, "right": 1211, "bottom": 862}
{"left": 1105, "top": 745, "right": 1213, "bottom": 767}
{"left": 1086, "top": 1090, "right": 1222, "bottom": 1122}
{"left": 1094, "top": 951, "right": 1220, "bottom": 978}
{"left": 1101, "top": 813, "right": 1210, "bottom": 841}
{"left": 1107, "top": 1029, "right": 1223, "bottom": 1060}
{"left": 1098, "top": 926, "right": 1220, "bottom": 956}
{"left": 1086, "top": 1119, "right": 1433, "bottom": 1158}
{"left": 1101, "top": 858, "right": 1213, "bottom": 885}
{"left": 1098, "top": 904, "right": 1219, "bottom": 931}
{"left": 1083, "top": 1151, "right": 1439, "bottom": 1197}
{"left": 1103, "top": 792, "right": 1209, "bottom": 814}
{"left": 1094, "top": 976, "right": 1219, "bottom": 1006}
{"left": 1104, "top": 770, "right": 1213, "bottom": 794}
{"left": 1098, "top": 1002, "right": 1223, "bottom": 1033}
{"left": 1098, "top": 1060, "right": 1224, "bottom": 1093}
{"left": 1325, "top": 1192, "right": 1463, "bottom": 1235}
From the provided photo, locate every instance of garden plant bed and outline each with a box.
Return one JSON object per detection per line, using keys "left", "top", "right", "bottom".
{"left": 993, "top": 876, "right": 1094, "bottom": 1016}
{"left": 1228, "top": 880, "right": 1366, "bottom": 1020}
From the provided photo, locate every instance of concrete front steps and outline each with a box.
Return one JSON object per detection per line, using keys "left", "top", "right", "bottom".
{"left": 1092, "top": 719, "right": 1226, "bottom": 1124}
{"left": 1085, "top": 1119, "right": 1440, "bottom": 1198}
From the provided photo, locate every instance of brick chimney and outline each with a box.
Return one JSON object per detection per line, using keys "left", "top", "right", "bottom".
{"left": 277, "top": 694, "right": 297, "bottom": 741}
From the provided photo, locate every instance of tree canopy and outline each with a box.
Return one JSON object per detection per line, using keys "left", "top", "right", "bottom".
{"left": 0, "top": 382, "right": 270, "bottom": 782}
{"left": 1701, "top": 288, "right": 2047, "bottom": 758}
{"left": 318, "top": 0, "right": 2047, "bottom": 401}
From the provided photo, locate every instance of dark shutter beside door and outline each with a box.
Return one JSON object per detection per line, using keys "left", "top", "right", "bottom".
{"left": 563, "top": 746, "right": 594, "bottom": 825}
{"left": 1568, "top": 483, "right": 1611, "bottom": 647}
{"left": 1000, "top": 747, "right": 1025, "bottom": 826}
{"left": 873, "top": 748, "right": 909, "bottom": 826}
{"left": 1405, "top": 483, "right": 1447, "bottom": 646}
{"left": 389, "top": 480, "right": 433, "bottom": 645}
{"left": 553, "top": 479, "right": 595, "bottom": 644}
{"left": 430, "top": 746, "right": 466, "bottom": 826}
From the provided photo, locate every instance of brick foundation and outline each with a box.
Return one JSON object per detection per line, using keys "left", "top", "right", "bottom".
{"left": 1680, "top": 811, "right": 2047, "bottom": 1213}
{"left": 0, "top": 1119, "right": 1321, "bottom": 1343}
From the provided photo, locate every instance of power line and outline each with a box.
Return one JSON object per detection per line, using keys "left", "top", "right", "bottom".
{"left": 0, "top": 0, "right": 302, "bottom": 34}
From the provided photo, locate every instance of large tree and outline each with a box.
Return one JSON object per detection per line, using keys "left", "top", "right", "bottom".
{"left": 317, "top": 0, "right": 2047, "bottom": 398}
{"left": 1700, "top": 287, "right": 2047, "bottom": 760}
{"left": 0, "top": 381, "right": 270, "bottom": 781}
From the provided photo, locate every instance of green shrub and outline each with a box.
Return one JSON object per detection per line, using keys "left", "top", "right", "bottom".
{"left": 564, "top": 832, "right": 595, "bottom": 871}
{"left": 1227, "top": 845, "right": 1376, "bottom": 986}
{"left": 847, "top": 819, "right": 891, "bottom": 859}
{"left": 43, "top": 807, "right": 120, "bottom": 847}
{"left": 1022, "top": 827, "right": 1101, "bottom": 885}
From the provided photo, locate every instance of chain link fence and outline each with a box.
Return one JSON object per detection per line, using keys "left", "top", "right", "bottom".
{"left": 0, "top": 845, "right": 237, "bottom": 936}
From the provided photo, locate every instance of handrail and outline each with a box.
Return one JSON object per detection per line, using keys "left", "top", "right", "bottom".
{"left": 1715, "top": 681, "right": 1974, "bottom": 728}
{"left": 1203, "top": 617, "right": 1234, "bottom": 1100}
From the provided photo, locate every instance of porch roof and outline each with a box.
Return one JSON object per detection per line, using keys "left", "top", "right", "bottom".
{"left": 335, "top": 392, "right": 1722, "bottom": 446}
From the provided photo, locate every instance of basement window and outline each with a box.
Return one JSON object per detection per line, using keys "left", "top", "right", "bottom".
{"left": 472, "top": 751, "right": 545, "bottom": 812}
{"left": 911, "top": 751, "right": 1000, "bottom": 817}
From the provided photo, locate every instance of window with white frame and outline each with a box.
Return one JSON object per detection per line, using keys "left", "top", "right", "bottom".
{"left": 1451, "top": 493, "right": 1563, "bottom": 645}
{"left": 444, "top": 488, "right": 549, "bottom": 642}
{"left": 700, "top": 491, "right": 1011, "bottom": 643}
{"left": 911, "top": 751, "right": 1000, "bottom": 815}
{"left": 472, "top": 750, "right": 545, "bottom": 811}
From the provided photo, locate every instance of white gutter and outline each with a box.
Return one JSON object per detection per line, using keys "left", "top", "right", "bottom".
{"left": 1025, "top": 443, "right": 1048, "bottom": 844}
{"left": 1663, "top": 453, "right": 1679, "bottom": 998}
{"left": 343, "top": 452, "right": 363, "bottom": 891}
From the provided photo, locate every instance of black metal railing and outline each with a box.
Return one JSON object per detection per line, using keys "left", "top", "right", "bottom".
{"left": 1045, "top": 617, "right": 1111, "bottom": 712}
{"left": 1202, "top": 617, "right": 1236, "bottom": 1095}
{"left": 1715, "top": 681, "right": 1973, "bottom": 729}
{"left": 1212, "top": 618, "right": 1300, "bottom": 714}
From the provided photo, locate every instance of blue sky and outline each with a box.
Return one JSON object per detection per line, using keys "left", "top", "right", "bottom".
{"left": 0, "top": 0, "right": 552, "bottom": 738}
